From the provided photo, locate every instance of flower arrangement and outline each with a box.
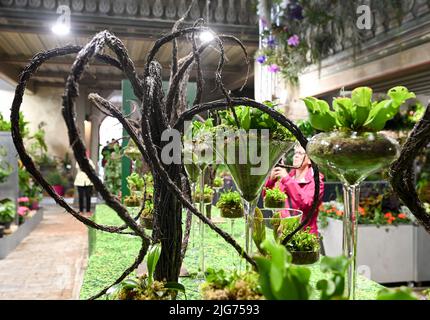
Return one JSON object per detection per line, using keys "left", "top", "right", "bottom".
{"left": 318, "top": 201, "right": 411, "bottom": 227}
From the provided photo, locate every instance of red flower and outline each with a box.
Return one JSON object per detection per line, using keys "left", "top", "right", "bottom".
{"left": 336, "top": 210, "right": 343, "bottom": 217}
{"left": 398, "top": 213, "right": 407, "bottom": 219}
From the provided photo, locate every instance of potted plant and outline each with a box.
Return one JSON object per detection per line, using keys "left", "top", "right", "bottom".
{"left": 0, "top": 199, "right": 16, "bottom": 229}
{"left": 286, "top": 228, "right": 320, "bottom": 265}
{"left": 213, "top": 176, "right": 224, "bottom": 189}
{"left": 201, "top": 268, "right": 263, "bottom": 300}
{"left": 193, "top": 184, "right": 214, "bottom": 204}
{"left": 106, "top": 244, "right": 185, "bottom": 300}
{"left": 140, "top": 200, "right": 154, "bottom": 230}
{"left": 216, "top": 191, "right": 244, "bottom": 219}
{"left": 264, "top": 186, "right": 287, "bottom": 209}
{"left": 124, "top": 195, "right": 140, "bottom": 207}
{"left": 46, "top": 171, "right": 67, "bottom": 197}
{"left": 304, "top": 86, "right": 414, "bottom": 299}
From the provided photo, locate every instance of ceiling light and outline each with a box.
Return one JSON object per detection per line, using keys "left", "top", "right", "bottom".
{"left": 51, "top": 22, "right": 70, "bottom": 36}
{"left": 199, "top": 31, "right": 215, "bottom": 43}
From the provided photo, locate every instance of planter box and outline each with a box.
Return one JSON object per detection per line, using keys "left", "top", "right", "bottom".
{"left": 320, "top": 217, "right": 430, "bottom": 284}
{"left": 0, "top": 208, "right": 44, "bottom": 259}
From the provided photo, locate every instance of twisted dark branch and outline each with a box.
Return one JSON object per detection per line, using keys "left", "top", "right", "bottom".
{"left": 173, "top": 97, "right": 320, "bottom": 246}
{"left": 390, "top": 104, "right": 430, "bottom": 233}
{"left": 89, "top": 241, "right": 149, "bottom": 300}
{"left": 9, "top": 45, "right": 138, "bottom": 236}
{"left": 62, "top": 31, "right": 148, "bottom": 240}
{"left": 139, "top": 69, "right": 256, "bottom": 268}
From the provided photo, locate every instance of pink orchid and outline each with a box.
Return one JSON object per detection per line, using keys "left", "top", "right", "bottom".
{"left": 18, "top": 197, "right": 30, "bottom": 203}
{"left": 18, "top": 206, "right": 30, "bottom": 217}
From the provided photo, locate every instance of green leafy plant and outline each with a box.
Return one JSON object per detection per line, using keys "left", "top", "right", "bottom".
{"left": 126, "top": 173, "right": 145, "bottom": 192}
{"left": 376, "top": 287, "right": 418, "bottom": 300}
{"left": 254, "top": 239, "right": 312, "bottom": 300}
{"left": 0, "top": 146, "right": 12, "bottom": 183}
{"left": 253, "top": 208, "right": 267, "bottom": 254}
{"left": 194, "top": 184, "right": 214, "bottom": 203}
{"left": 213, "top": 176, "right": 223, "bottom": 188}
{"left": 0, "top": 199, "right": 16, "bottom": 224}
{"left": 264, "top": 186, "right": 287, "bottom": 208}
{"left": 201, "top": 268, "right": 262, "bottom": 300}
{"left": 218, "top": 102, "right": 294, "bottom": 141}
{"left": 303, "top": 86, "right": 416, "bottom": 132}
{"left": 216, "top": 191, "right": 244, "bottom": 218}
{"left": 106, "top": 243, "right": 186, "bottom": 300}
{"left": 286, "top": 227, "right": 320, "bottom": 252}
{"left": 316, "top": 255, "right": 350, "bottom": 300}
{"left": 46, "top": 171, "right": 67, "bottom": 186}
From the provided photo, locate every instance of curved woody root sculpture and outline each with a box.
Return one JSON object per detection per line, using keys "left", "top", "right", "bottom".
{"left": 9, "top": 13, "right": 430, "bottom": 300}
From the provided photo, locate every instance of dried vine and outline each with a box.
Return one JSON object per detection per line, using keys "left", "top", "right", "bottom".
{"left": 390, "top": 104, "right": 430, "bottom": 233}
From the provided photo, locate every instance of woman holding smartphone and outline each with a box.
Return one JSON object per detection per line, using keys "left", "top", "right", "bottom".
{"left": 264, "top": 144, "right": 325, "bottom": 235}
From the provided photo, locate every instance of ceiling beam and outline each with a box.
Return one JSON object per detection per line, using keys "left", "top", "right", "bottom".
{"left": 0, "top": 9, "right": 259, "bottom": 45}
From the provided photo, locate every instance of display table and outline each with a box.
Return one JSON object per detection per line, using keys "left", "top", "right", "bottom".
{"left": 80, "top": 205, "right": 384, "bottom": 300}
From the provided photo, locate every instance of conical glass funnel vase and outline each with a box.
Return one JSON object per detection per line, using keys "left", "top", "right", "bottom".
{"left": 307, "top": 131, "right": 400, "bottom": 299}
{"left": 215, "top": 130, "right": 294, "bottom": 254}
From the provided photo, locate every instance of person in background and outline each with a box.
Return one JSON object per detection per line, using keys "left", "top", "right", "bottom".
{"left": 264, "top": 144, "right": 325, "bottom": 235}
{"left": 74, "top": 152, "right": 96, "bottom": 216}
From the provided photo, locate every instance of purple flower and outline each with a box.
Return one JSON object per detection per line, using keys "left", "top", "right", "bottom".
{"left": 268, "top": 64, "right": 280, "bottom": 73}
{"left": 256, "top": 55, "right": 267, "bottom": 64}
{"left": 260, "top": 18, "right": 268, "bottom": 28}
{"left": 288, "top": 34, "right": 300, "bottom": 47}
{"left": 288, "top": 2, "right": 304, "bottom": 20}
{"left": 267, "top": 36, "right": 276, "bottom": 47}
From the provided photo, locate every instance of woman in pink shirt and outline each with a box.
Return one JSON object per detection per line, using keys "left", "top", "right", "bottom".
{"left": 264, "top": 145, "right": 324, "bottom": 235}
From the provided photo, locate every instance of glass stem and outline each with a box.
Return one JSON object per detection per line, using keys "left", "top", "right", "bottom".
{"left": 342, "top": 184, "right": 360, "bottom": 300}
{"left": 244, "top": 199, "right": 258, "bottom": 255}
{"left": 198, "top": 167, "right": 206, "bottom": 278}
{"left": 191, "top": 182, "right": 196, "bottom": 248}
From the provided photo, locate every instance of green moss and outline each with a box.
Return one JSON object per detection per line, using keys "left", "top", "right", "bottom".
{"left": 80, "top": 205, "right": 384, "bottom": 300}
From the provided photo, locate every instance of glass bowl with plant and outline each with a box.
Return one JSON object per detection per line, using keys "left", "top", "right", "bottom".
{"left": 200, "top": 268, "right": 263, "bottom": 300}
{"left": 304, "top": 86, "right": 414, "bottom": 299}
{"left": 263, "top": 186, "right": 287, "bottom": 209}
{"left": 193, "top": 184, "right": 214, "bottom": 204}
{"left": 286, "top": 227, "right": 320, "bottom": 265}
{"left": 106, "top": 244, "right": 185, "bottom": 300}
{"left": 216, "top": 191, "right": 244, "bottom": 219}
{"left": 124, "top": 194, "right": 141, "bottom": 207}
{"left": 213, "top": 176, "right": 224, "bottom": 190}
{"left": 214, "top": 102, "right": 296, "bottom": 254}
{"left": 140, "top": 200, "right": 154, "bottom": 230}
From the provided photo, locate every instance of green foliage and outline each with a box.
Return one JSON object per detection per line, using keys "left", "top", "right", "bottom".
{"left": 264, "top": 187, "right": 287, "bottom": 202}
{"left": 303, "top": 86, "right": 416, "bottom": 132}
{"left": 296, "top": 119, "right": 316, "bottom": 138}
{"left": 252, "top": 208, "right": 267, "bottom": 255}
{"left": 216, "top": 191, "right": 242, "bottom": 208}
{"left": 254, "top": 239, "right": 312, "bottom": 300}
{"left": 202, "top": 268, "right": 262, "bottom": 300}
{"left": 126, "top": 173, "right": 145, "bottom": 191}
{"left": 106, "top": 243, "right": 186, "bottom": 300}
{"left": 376, "top": 287, "right": 418, "bottom": 300}
{"left": 104, "top": 144, "right": 122, "bottom": 195}
{"left": 0, "top": 146, "right": 12, "bottom": 183}
{"left": 213, "top": 176, "right": 223, "bottom": 188}
{"left": 194, "top": 184, "right": 214, "bottom": 203}
{"left": 316, "top": 256, "right": 350, "bottom": 300}
{"left": 218, "top": 102, "right": 294, "bottom": 141}
{"left": 46, "top": 171, "right": 67, "bottom": 186}
{"left": 0, "top": 199, "right": 16, "bottom": 223}
{"left": 286, "top": 227, "right": 320, "bottom": 252}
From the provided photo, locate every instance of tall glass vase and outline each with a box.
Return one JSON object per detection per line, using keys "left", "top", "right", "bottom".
{"left": 307, "top": 131, "right": 400, "bottom": 299}
{"left": 214, "top": 130, "right": 294, "bottom": 256}
{"left": 197, "top": 165, "right": 207, "bottom": 279}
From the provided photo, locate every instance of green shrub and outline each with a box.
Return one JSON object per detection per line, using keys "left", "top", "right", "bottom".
{"left": 0, "top": 199, "right": 15, "bottom": 223}
{"left": 46, "top": 171, "right": 67, "bottom": 186}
